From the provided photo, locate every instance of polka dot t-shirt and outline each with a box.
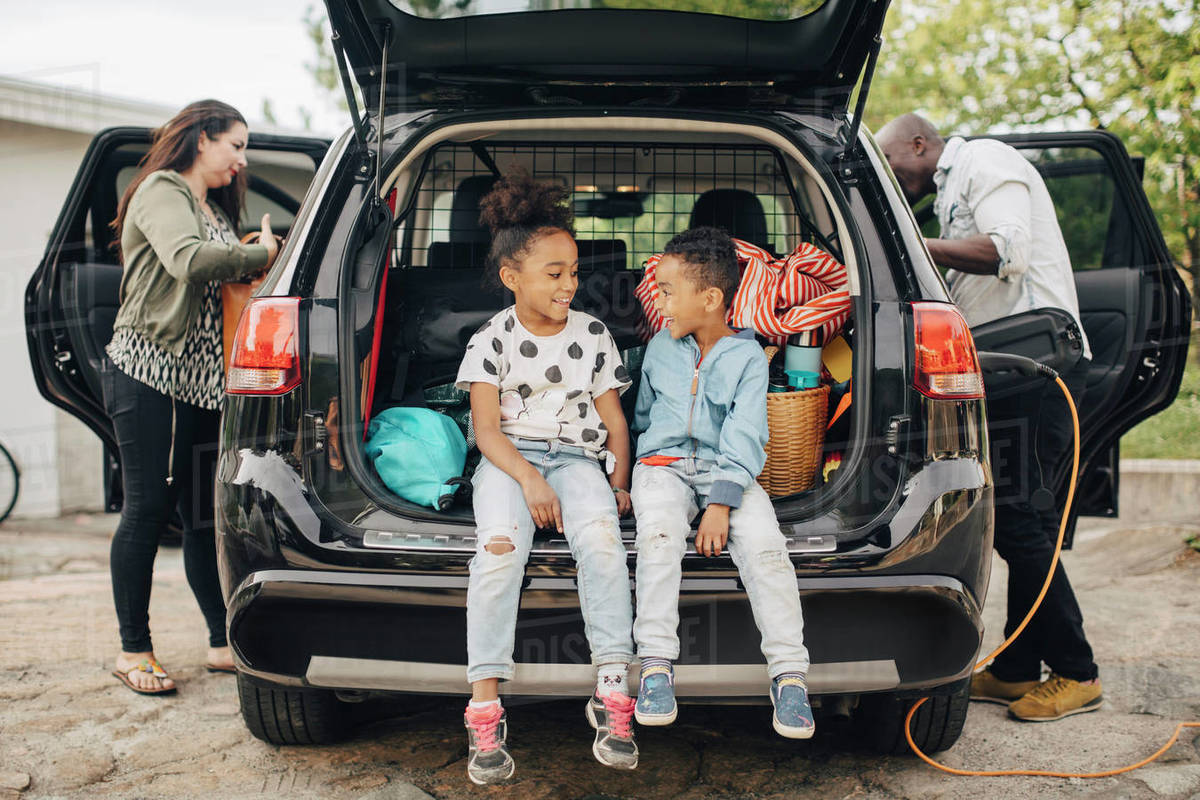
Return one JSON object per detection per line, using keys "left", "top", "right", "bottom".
{"left": 456, "top": 308, "right": 631, "bottom": 454}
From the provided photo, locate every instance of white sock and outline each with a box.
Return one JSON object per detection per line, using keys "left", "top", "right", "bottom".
{"left": 468, "top": 698, "right": 501, "bottom": 710}
{"left": 596, "top": 663, "right": 629, "bottom": 697}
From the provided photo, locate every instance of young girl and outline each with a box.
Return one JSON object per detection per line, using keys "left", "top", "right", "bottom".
{"left": 454, "top": 170, "right": 637, "bottom": 784}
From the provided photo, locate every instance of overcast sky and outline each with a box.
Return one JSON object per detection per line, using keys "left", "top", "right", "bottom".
{"left": 1, "top": 0, "right": 348, "bottom": 135}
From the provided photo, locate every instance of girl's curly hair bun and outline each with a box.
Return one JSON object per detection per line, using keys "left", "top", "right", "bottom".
{"left": 478, "top": 167, "right": 574, "bottom": 236}
{"left": 478, "top": 167, "right": 575, "bottom": 288}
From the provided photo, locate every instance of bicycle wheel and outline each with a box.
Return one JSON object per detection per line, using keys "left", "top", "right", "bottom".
{"left": 0, "top": 441, "right": 19, "bottom": 524}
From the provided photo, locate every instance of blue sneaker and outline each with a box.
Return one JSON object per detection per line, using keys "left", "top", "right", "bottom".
{"left": 770, "top": 676, "right": 815, "bottom": 739}
{"left": 635, "top": 663, "right": 677, "bottom": 726}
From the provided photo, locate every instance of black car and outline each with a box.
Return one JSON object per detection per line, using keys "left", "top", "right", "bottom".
{"left": 26, "top": 0, "right": 1191, "bottom": 756}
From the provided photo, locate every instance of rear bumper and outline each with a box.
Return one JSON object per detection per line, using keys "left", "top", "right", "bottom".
{"left": 229, "top": 569, "right": 981, "bottom": 697}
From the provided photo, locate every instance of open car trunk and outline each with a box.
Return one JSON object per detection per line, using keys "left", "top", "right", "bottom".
{"left": 334, "top": 116, "right": 871, "bottom": 546}
{"left": 324, "top": 0, "right": 890, "bottom": 113}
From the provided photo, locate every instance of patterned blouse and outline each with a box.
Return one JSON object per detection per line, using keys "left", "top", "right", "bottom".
{"left": 106, "top": 207, "right": 235, "bottom": 411}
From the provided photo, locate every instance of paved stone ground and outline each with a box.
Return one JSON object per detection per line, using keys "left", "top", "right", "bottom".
{"left": 1, "top": 513, "right": 1199, "bottom": 799}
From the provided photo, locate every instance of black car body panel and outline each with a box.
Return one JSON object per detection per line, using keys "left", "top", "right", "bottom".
{"left": 229, "top": 573, "right": 982, "bottom": 696}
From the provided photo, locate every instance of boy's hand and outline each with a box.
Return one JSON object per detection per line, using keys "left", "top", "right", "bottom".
{"left": 612, "top": 485, "right": 632, "bottom": 517}
{"left": 695, "top": 504, "right": 730, "bottom": 557}
{"left": 522, "top": 473, "right": 563, "bottom": 533}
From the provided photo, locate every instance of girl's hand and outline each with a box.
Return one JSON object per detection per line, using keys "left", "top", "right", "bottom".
{"left": 695, "top": 504, "right": 730, "bottom": 557}
{"left": 260, "top": 213, "right": 279, "bottom": 268}
{"left": 593, "top": 389, "right": 633, "bottom": 517}
{"left": 522, "top": 474, "right": 563, "bottom": 533}
{"left": 612, "top": 486, "right": 632, "bottom": 517}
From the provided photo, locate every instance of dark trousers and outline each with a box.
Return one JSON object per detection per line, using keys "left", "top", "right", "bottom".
{"left": 985, "top": 355, "right": 1098, "bottom": 683}
{"left": 101, "top": 360, "right": 226, "bottom": 653}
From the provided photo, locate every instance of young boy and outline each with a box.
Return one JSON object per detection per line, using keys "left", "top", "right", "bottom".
{"left": 630, "top": 226, "right": 814, "bottom": 739}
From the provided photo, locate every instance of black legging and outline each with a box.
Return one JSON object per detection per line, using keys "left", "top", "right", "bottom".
{"left": 100, "top": 359, "right": 226, "bottom": 653}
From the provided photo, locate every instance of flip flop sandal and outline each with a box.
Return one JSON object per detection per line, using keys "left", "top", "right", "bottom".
{"left": 203, "top": 663, "right": 237, "bottom": 674}
{"left": 112, "top": 658, "right": 177, "bottom": 696}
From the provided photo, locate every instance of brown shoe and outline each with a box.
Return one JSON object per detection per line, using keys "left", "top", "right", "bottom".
{"left": 970, "top": 669, "right": 1041, "bottom": 705}
{"left": 1008, "top": 674, "right": 1102, "bottom": 722}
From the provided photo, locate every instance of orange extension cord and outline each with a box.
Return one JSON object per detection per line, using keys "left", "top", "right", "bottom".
{"left": 905, "top": 375, "right": 1200, "bottom": 778}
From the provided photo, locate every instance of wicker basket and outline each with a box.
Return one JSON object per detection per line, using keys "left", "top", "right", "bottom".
{"left": 758, "top": 346, "right": 830, "bottom": 497}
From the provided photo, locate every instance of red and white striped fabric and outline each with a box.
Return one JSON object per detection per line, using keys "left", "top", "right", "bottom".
{"left": 634, "top": 238, "right": 852, "bottom": 344}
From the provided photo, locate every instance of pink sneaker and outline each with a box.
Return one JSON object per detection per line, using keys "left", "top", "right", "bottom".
{"left": 463, "top": 702, "right": 515, "bottom": 784}
{"left": 585, "top": 692, "right": 639, "bottom": 769}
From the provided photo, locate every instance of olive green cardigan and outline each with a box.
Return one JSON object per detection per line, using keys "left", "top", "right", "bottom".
{"left": 112, "top": 169, "right": 269, "bottom": 356}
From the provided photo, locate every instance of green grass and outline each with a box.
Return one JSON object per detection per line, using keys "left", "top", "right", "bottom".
{"left": 1120, "top": 334, "right": 1200, "bottom": 459}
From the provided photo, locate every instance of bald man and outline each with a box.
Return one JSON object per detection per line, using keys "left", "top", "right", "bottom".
{"left": 879, "top": 113, "right": 1102, "bottom": 723}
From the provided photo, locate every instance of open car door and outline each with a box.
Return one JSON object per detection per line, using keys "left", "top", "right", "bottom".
{"left": 989, "top": 131, "right": 1191, "bottom": 537}
{"left": 25, "top": 126, "right": 328, "bottom": 511}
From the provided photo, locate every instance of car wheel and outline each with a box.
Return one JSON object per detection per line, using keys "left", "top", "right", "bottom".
{"left": 854, "top": 676, "right": 971, "bottom": 755}
{"left": 236, "top": 673, "right": 351, "bottom": 745}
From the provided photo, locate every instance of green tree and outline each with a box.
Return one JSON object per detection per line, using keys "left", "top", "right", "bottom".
{"left": 303, "top": 4, "right": 340, "bottom": 104}
{"left": 302, "top": 1, "right": 473, "bottom": 113}
{"left": 867, "top": 0, "right": 1200, "bottom": 304}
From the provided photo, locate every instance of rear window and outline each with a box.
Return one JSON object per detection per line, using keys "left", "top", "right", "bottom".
{"left": 95, "top": 144, "right": 316, "bottom": 260}
{"left": 394, "top": 0, "right": 827, "bottom": 21}
{"left": 403, "top": 141, "right": 822, "bottom": 270}
{"left": 917, "top": 144, "right": 1132, "bottom": 272}
{"left": 1018, "top": 146, "right": 1127, "bottom": 271}
{"left": 113, "top": 149, "right": 317, "bottom": 235}
{"left": 573, "top": 191, "right": 793, "bottom": 268}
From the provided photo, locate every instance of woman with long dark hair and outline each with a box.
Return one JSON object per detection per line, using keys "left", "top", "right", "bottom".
{"left": 103, "top": 99, "right": 278, "bottom": 695}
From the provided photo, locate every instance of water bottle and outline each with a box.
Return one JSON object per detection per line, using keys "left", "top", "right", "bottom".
{"left": 784, "top": 330, "right": 823, "bottom": 375}
{"left": 768, "top": 358, "right": 789, "bottom": 393}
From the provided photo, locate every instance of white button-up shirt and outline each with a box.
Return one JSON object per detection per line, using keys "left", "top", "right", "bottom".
{"left": 934, "top": 136, "right": 1090, "bottom": 359}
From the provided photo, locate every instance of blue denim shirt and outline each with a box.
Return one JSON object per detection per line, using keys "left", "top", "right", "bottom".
{"left": 632, "top": 328, "right": 769, "bottom": 507}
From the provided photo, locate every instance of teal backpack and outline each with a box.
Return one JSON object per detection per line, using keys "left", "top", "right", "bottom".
{"left": 365, "top": 407, "right": 469, "bottom": 510}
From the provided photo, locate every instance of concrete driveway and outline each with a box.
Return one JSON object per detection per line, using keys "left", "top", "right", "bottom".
{"left": 1, "top": 511, "right": 1198, "bottom": 800}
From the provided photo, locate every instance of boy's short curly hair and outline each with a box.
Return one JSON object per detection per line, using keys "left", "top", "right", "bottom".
{"left": 662, "top": 226, "right": 740, "bottom": 309}
{"left": 478, "top": 167, "right": 575, "bottom": 288}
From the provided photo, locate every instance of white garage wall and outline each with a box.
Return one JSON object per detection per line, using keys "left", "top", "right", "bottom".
{"left": 0, "top": 120, "right": 99, "bottom": 517}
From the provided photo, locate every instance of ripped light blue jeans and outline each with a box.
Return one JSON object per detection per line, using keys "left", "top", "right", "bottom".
{"left": 466, "top": 440, "right": 634, "bottom": 684}
{"left": 630, "top": 459, "right": 810, "bottom": 679}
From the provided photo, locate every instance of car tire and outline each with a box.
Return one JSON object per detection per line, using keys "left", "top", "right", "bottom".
{"left": 854, "top": 676, "right": 971, "bottom": 755}
{"left": 236, "top": 673, "right": 351, "bottom": 745}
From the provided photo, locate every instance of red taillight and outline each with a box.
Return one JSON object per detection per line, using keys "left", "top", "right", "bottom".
{"left": 912, "top": 302, "right": 985, "bottom": 399}
{"left": 226, "top": 297, "right": 301, "bottom": 395}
